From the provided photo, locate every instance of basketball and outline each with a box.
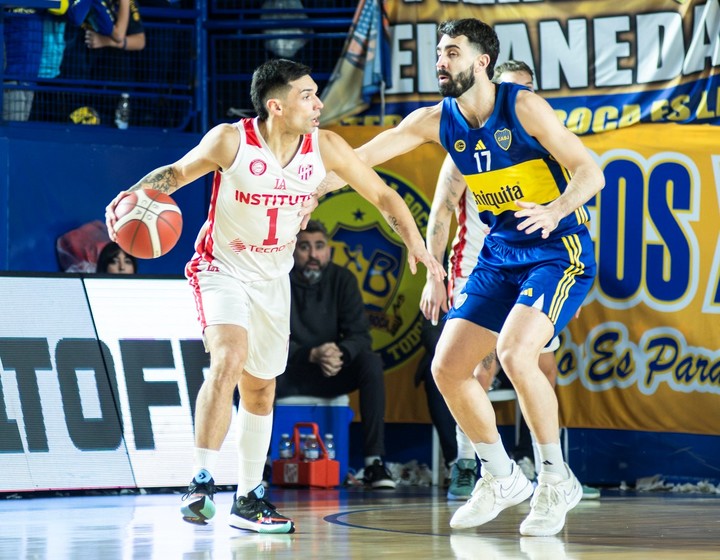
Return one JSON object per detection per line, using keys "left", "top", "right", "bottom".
{"left": 113, "top": 189, "right": 183, "bottom": 259}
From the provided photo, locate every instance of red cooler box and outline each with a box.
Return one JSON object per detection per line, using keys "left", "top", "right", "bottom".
{"left": 272, "top": 422, "right": 340, "bottom": 488}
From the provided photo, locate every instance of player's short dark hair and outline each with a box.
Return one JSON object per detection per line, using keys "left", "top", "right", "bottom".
{"left": 438, "top": 19, "right": 499, "bottom": 80}
{"left": 250, "top": 59, "right": 313, "bottom": 121}
{"left": 493, "top": 60, "right": 534, "bottom": 82}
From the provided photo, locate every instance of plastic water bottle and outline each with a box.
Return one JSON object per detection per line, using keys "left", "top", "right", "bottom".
{"left": 298, "top": 434, "right": 308, "bottom": 459}
{"left": 324, "top": 433, "right": 336, "bottom": 459}
{"left": 278, "top": 433, "right": 293, "bottom": 459}
{"left": 304, "top": 434, "right": 320, "bottom": 461}
{"left": 115, "top": 93, "right": 130, "bottom": 129}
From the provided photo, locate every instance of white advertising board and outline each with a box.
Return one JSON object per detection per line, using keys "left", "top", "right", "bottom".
{"left": 0, "top": 276, "right": 238, "bottom": 492}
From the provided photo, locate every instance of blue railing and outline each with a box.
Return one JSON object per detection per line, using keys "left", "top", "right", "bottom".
{"left": 1, "top": 0, "right": 356, "bottom": 132}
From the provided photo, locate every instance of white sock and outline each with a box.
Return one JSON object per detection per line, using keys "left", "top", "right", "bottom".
{"left": 235, "top": 405, "right": 273, "bottom": 498}
{"left": 193, "top": 448, "right": 219, "bottom": 478}
{"left": 530, "top": 432, "right": 541, "bottom": 476}
{"left": 456, "top": 425, "right": 476, "bottom": 461}
{"left": 472, "top": 437, "right": 512, "bottom": 477}
{"left": 537, "top": 442, "right": 567, "bottom": 477}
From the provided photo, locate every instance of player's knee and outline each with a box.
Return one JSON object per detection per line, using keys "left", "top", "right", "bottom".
{"left": 238, "top": 376, "right": 275, "bottom": 414}
{"left": 497, "top": 349, "right": 531, "bottom": 382}
{"left": 209, "top": 346, "right": 247, "bottom": 386}
{"left": 430, "top": 356, "right": 454, "bottom": 393}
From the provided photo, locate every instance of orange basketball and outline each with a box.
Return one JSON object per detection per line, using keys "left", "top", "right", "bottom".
{"left": 113, "top": 189, "right": 183, "bottom": 259}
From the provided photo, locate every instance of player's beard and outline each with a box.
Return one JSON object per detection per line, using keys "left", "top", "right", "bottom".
{"left": 438, "top": 64, "right": 475, "bottom": 98}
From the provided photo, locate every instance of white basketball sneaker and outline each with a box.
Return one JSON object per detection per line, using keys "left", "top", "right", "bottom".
{"left": 519, "top": 464, "right": 582, "bottom": 537}
{"left": 449, "top": 460, "right": 534, "bottom": 529}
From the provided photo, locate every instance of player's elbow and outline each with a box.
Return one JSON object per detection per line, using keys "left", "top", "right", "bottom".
{"left": 591, "top": 164, "right": 605, "bottom": 195}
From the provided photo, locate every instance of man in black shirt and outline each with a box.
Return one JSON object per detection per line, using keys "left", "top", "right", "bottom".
{"left": 276, "top": 219, "right": 395, "bottom": 489}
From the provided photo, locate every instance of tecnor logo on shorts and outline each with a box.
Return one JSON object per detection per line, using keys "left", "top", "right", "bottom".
{"left": 315, "top": 169, "right": 431, "bottom": 371}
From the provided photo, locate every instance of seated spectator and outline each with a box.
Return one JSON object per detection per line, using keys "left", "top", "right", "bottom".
{"left": 275, "top": 219, "right": 396, "bottom": 489}
{"left": 96, "top": 241, "right": 137, "bottom": 274}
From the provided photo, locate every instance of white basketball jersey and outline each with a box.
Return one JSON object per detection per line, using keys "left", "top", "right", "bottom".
{"left": 448, "top": 187, "right": 487, "bottom": 302}
{"left": 186, "top": 118, "right": 326, "bottom": 282}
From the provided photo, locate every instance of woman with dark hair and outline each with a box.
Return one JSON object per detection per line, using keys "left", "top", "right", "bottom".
{"left": 96, "top": 241, "right": 137, "bottom": 274}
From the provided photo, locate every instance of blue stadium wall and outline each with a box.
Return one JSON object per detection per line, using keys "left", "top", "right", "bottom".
{"left": 0, "top": 127, "right": 206, "bottom": 275}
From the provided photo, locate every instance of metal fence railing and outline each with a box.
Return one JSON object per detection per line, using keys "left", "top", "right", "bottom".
{"left": 2, "top": 3, "right": 199, "bottom": 131}
{"left": 1, "top": 1, "right": 356, "bottom": 133}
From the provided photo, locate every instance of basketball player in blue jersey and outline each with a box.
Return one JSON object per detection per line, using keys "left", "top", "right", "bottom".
{"left": 106, "top": 59, "right": 445, "bottom": 535}
{"left": 312, "top": 20, "right": 604, "bottom": 536}
{"left": 424, "top": 59, "right": 600, "bottom": 502}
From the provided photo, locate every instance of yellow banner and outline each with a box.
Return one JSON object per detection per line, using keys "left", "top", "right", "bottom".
{"left": 559, "top": 123, "right": 720, "bottom": 436}
{"left": 325, "top": 123, "right": 720, "bottom": 433}
{"left": 344, "top": 0, "right": 720, "bottom": 131}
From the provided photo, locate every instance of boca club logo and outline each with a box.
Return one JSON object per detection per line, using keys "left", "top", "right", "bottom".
{"left": 314, "top": 170, "right": 432, "bottom": 371}
{"left": 494, "top": 128, "right": 512, "bottom": 151}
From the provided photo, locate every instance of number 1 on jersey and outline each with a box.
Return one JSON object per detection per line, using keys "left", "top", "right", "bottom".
{"left": 263, "top": 207, "right": 279, "bottom": 246}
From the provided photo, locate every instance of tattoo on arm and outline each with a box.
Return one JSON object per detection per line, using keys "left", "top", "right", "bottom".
{"left": 130, "top": 166, "right": 178, "bottom": 193}
{"left": 430, "top": 220, "right": 448, "bottom": 239}
{"left": 384, "top": 213, "right": 400, "bottom": 235}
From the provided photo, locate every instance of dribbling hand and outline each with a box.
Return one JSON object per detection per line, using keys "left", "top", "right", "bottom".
{"left": 105, "top": 190, "right": 130, "bottom": 240}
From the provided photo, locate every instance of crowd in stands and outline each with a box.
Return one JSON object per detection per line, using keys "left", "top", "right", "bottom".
{"left": 2, "top": 0, "right": 195, "bottom": 127}
{"left": 2, "top": 1, "right": 352, "bottom": 130}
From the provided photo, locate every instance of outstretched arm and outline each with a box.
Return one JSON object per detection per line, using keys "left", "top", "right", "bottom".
{"left": 320, "top": 130, "right": 445, "bottom": 283}
{"left": 420, "top": 154, "right": 466, "bottom": 325}
{"left": 301, "top": 105, "right": 443, "bottom": 221}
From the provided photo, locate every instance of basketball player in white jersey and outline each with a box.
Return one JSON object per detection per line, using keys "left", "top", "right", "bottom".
{"left": 420, "top": 60, "right": 598, "bottom": 505}
{"left": 105, "top": 58, "right": 445, "bottom": 534}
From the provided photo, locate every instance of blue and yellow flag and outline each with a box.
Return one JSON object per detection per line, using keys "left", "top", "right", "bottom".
{"left": 320, "top": 0, "right": 392, "bottom": 125}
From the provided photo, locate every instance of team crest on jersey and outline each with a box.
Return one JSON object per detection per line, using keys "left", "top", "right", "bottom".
{"left": 454, "top": 139, "right": 466, "bottom": 152}
{"left": 249, "top": 159, "right": 267, "bottom": 176}
{"left": 314, "top": 170, "right": 432, "bottom": 371}
{"left": 494, "top": 129, "right": 512, "bottom": 151}
{"left": 298, "top": 164, "right": 313, "bottom": 181}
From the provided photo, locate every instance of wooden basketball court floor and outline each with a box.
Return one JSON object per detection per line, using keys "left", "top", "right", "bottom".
{"left": 0, "top": 485, "right": 717, "bottom": 559}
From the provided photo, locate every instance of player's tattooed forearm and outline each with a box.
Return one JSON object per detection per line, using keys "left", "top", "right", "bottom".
{"left": 429, "top": 220, "right": 448, "bottom": 239}
{"left": 385, "top": 214, "right": 400, "bottom": 234}
{"left": 443, "top": 196, "right": 457, "bottom": 213}
{"left": 134, "top": 167, "right": 178, "bottom": 193}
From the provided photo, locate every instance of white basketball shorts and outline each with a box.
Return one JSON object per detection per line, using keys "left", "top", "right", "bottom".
{"left": 189, "top": 270, "right": 290, "bottom": 379}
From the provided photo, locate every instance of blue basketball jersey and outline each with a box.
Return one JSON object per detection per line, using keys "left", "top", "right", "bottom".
{"left": 439, "top": 83, "right": 590, "bottom": 246}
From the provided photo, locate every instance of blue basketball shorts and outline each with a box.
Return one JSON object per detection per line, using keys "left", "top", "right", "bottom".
{"left": 447, "top": 228, "right": 596, "bottom": 337}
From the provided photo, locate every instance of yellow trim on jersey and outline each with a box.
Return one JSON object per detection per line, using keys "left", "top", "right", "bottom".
{"left": 549, "top": 234, "right": 585, "bottom": 323}
{"left": 464, "top": 159, "right": 562, "bottom": 215}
